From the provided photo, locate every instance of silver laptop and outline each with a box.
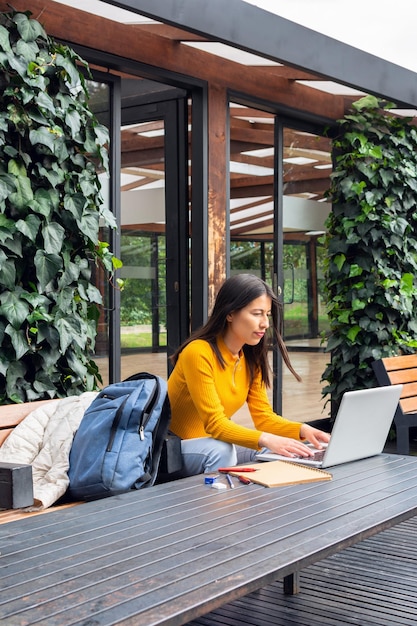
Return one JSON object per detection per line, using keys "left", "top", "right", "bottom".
{"left": 256, "top": 385, "right": 403, "bottom": 468}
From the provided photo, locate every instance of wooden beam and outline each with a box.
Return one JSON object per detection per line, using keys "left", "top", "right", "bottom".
{"left": 3, "top": 0, "right": 346, "bottom": 122}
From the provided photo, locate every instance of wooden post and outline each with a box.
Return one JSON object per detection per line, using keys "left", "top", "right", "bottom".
{"left": 207, "top": 83, "right": 228, "bottom": 309}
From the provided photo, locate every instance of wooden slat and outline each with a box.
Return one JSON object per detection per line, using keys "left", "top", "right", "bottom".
{"left": 401, "top": 397, "right": 417, "bottom": 413}
{"left": 0, "top": 429, "right": 13, "bottom": 446}
{"left": 0, "top": 399, "right": 57, "bottom": 429}
{"left": 385, "top": 367, "right": 417, "bottom": 385}
{"left": 373, "top": 356, "right": 417, "bottom": 453}
{"left": 382, "top": 354, "right": 417, "bottom": 371}
{"left": 400, "top": 381, "right": 417, "bottom": 398}
{"left": 0, "top": 502, "right": 82, "bottom": 525}
{"left": 378, "top": 358, "right": 417, "bottom": 416}
{"left": 187, "top": 517, "right": 417, "bottom": 626}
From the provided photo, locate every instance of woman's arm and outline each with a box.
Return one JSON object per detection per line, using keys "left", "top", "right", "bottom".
{"left": 247, "top": 371, "right": 330, "bottom": 455}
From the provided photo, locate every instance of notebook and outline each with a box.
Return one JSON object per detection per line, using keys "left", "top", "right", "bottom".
{"left": 227, "top": 460, "right": 332, "bottom": 487}
{"left": 256, "top": 385, "right": 403, "bottom": 468}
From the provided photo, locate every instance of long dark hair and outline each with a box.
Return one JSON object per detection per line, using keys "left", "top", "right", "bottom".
{"left": 170, "top": 273, "right": 301, "bottom": 386}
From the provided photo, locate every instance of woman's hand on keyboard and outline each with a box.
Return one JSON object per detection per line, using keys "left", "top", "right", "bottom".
{"left": 300, "top": 424, "right": 331, "bottom": 449}
{"left": 258, "top": 433, "right": 317, "bottom": 458}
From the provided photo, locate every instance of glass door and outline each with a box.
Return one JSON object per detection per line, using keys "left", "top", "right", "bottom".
{"left": 118, "top": 96, "right": 189, "bottom": 382}
{"left": 282, "top": 126, "right": 332, "bottom": 348}
{"left": 227, "top": 103, "right": 333, "bottom": 421}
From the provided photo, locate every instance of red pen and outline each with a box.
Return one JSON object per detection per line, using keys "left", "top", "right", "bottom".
{"left": 218, "top": 467, "right": 257, "bottom": 473}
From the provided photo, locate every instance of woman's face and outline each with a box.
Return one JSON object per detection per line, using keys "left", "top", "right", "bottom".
{"left": 225, "top": 293, "right": 272, "bottom": 350}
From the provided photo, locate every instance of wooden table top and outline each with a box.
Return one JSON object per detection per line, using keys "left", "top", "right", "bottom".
{"left": 1, "top": 453, "right": 417, "bottom": 626}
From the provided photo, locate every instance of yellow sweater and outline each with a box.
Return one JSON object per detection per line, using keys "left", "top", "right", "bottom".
{"left": 168, "top": 337, "right": 303, "bottom": 449}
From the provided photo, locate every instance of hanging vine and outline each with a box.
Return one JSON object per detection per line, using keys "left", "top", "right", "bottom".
{"left": 0, "top": 9, "right": 120, "bottom": 402}
{"left": 321, "top": 95, "right": 417, "bottom": 412}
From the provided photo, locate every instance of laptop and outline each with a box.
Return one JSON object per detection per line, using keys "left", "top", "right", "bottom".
{"left": 256, "top": 385, "right": 403, "bottom": 468}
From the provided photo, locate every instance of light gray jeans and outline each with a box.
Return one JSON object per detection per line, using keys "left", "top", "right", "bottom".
{"left": 180, "top": 437, "right": 258, "bottom": 476}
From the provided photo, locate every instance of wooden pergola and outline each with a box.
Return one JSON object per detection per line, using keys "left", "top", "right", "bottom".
{"left": 2, "top": 0, "right": 417, "bottom": 379}
{"left": 4, "top": 2, "right": 416, "bottom": 282}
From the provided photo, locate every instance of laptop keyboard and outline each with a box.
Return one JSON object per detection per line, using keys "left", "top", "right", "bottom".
{"left": 293, "top": 448, "right": 326, "bottom": 462}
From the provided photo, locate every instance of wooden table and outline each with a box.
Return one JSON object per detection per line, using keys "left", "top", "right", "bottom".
{"left": 1, "top": 453, "right": 417, "bottom": 625}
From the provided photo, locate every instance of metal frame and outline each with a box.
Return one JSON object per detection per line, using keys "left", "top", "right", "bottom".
{"left": 88, "top": 68, "right": 122, "bottom": 384}
{"left": 103, "top": 0, "right": 417, "bottom": 107}
{"left": 189, "top": 87, "right": 209, "bottom": 330}
{"left": 108, "top": 75, "right": 122, "bottom": 383}
{"left": 274, "top": 117, "right": 284, "bottom": 415}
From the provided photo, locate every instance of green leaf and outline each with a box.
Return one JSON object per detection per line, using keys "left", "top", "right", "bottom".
{"left": 349, "top": 264, "right": 363, "bottom": 278}
{"left": 7, "top": 159, "right": 26, "bottom": 177}
{"left": 112, "top": 256, "right": 123, "bottom": 270}
{"left": 16, "top": 214, "right": 41, "bottom": 241}
{"left": 337, "top": 310, "right": 350, "bottom": 324}
{"left": 345, "top": 132, "right": 367, "bottom": 149}
{"left": 20, "top": 291, "right": 51, "bottom": 307}
{"left": 5, "top": 324, "right": 29, "bottom": 360}
{"left": 0, "top": 249, "right": 7, "bottom": 270}
{"left": 55, "top": 316, "right": 83, "bottom": 353}
{"left": 13, "top": 12, "right": 46, "bottom": 42}
{"left": 29, "top": 127, "right": 59, "bottom": 153}
{"left": 400, "top": 273, "right": 415, "bottom": 296}
{"left": 66, "top": 350, "right": 89, "bottom": 382}
{"left": 0, "top": 231, "right": 20, "bottom": 255}
{"left": 368, "top": 145, "right": 382, "bottom": 158}
{"left": 0, "top": 258, "right": 16, "bottom": 289}
{"left": 34, "top": 249, "right": 62, "bottom": 292}
{"left": 38, "top": 343, "right": 61, "bottom": 368}
{"left": 35, "top": 91, "right": 56, "bottom": 115}
{"left": 58, "top": 261, "right": 80, "bottom": 289}
{"left": 77, "top": 210, "right": 99, "bottom": 242}
{"left": 5, "top": 360, "right": 27, "bottom": 399}
{"left": 334, "top": 254, "right": 346, "bottom": 271}
{"left": 9, "top": 175, "right": 34, "bottom": 209}
{"left": 99, "top": 204, "right": 117, "bottom": 229}
{"left": 0, "top": 25, "right": 12, "bottom": 54}
{"left": 15, "top": 38, "right": 39, "bottom": 61}
{"left": 86, "top": 283, "right": 102, "bottom": 304}
{"left": 63, "top": 192, "right": 86, "bottom": 219}
{"left": 35, "top": 164, "right": 65, "bottom": 189}
{"left": 0, "top": 290, "right": 30, "bottom": 327}
{"left": 346, "top": 325, "right": 361, "bottom": 342}
{"left": 7, "top": 53, "right": 27, "bottom": 78}
{"left": 352, "top": 95, "right": 380, "bottom": 111}
{"left": 65, "top": 108, "right": 82, "bottom": 136}
{"left": 33, "top": 372, "right": 58, "bottom": 396}
{"left": 79, "top": 175, "right": 98, "bottom": 198}
{"left": 42, "top": 222, "right": 65, "bottom": 255}
{"left": 55, "top": 52, "right": 83, "bottom": 91}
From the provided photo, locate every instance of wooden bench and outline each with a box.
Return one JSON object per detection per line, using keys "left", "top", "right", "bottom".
{"left": 0, "top": 400, "right": 82, "bottom": 523}
{"left": 373, "top": 354, "right": 417, "bottom": 455}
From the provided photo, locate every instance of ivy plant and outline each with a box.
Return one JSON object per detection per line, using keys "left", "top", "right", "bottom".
{"left": 321, "top": 95, "right": 417, "bottom": 414}
{"left": 0, "top": 9, "right": 120, "bottom": 403}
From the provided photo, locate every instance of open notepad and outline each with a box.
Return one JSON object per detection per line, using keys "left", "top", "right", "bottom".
{"left": 228, "top": 461, "right": 332, "bottom": 488}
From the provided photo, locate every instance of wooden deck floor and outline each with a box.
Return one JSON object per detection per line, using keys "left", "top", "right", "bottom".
{"left": 186, "top": 516, "right": 417, "bottom": 626}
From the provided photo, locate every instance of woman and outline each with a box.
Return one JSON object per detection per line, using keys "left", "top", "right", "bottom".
{"left": 168, "top": 273, "right": 330, "bottom": 476}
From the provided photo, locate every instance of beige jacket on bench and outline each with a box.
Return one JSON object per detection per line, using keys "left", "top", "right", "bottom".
{"left": 0, "top": 392, "right": 96, "bottom": 510}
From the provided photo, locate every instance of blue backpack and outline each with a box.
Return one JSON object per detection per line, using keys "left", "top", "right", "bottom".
{"left": 68, "top": 373, "right": 171, "bottom": 500}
